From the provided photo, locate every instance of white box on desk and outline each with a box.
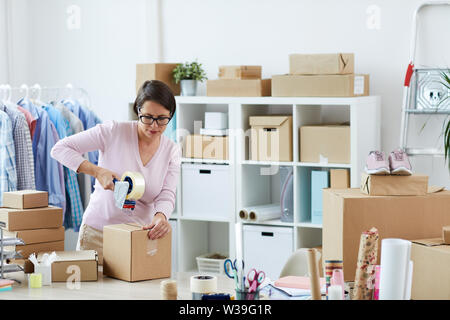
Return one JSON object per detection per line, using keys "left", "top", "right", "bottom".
{"left": 243, "top": 225, "right": 293, "bottom": 280}
{"left": 204, "top": 112, "right": 228, "bottom": 130}
{"left": 181, "top": 163, "right": 232, "bottom": 220}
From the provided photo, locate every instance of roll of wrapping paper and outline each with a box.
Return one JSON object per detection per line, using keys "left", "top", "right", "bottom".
{"left": 325, "top": 260, "right": 343, "bottom": 299}
{"left": 353, "top": 227, "right": 379, "bottom": 300}
{"left": 307, "top": 248, "right": 321, "bottom": 300}
{"left": 248, "top": 204, "right": 281, "bottom": 221}
{"left": 121, "top": 171, "right": 145, "bottom": 200}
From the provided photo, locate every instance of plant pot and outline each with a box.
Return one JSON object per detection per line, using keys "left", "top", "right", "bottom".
{"left": 180, "top": 79, "right": 198, "bottom": 96}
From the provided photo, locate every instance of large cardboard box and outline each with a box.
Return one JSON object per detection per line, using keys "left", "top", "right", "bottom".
{"left": 249, "top": 115, "right": 293, "bottom": 162}
{"left": 103, "top": 224, "right": 171, "bottom": 282}
{"left": 300, "top": 125, "right": 350, "bottom": 164}
{"left": 207, "top": 79, "right": 271, "bottom": 97}
{"left": 183, "top": 135, "right": 229, "bottom": 160}
{"left": 361, "top": 173, "right": 428, "bottom": 196}
{"left": 0, "top": 206, "right": 63, "bottom": 231}
{"left": 289, "top": 53, "right": 354, "bottom": 75}
{"left": 37, "top": 250, "right": 98, "bottom": 282}
{"left": 3, "top": 227, "right": 65, "bottom": 245}
{"left": 2, "top": 190, "right": 48, "bottom": 209}
{"left": 330, "top": 169, "right": 350, "bottom": 189}
{"left": 218, "top": 65, "right": 262, "bottom": 79}
{"left": 11, "top": 240, "right": 65, "bottom": 259}
{"left": 136, "top": 63, "right": 180, "bottom": 95}
{"left": 322, "top": 188, "right": 450, "bottom": 281}
{"left": 272, "top": 74, "right": 369, "bottom": 97}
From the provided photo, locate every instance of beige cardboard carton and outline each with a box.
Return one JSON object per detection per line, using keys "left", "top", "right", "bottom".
{"left": 12, "top": 241, "right": 65, "bottom": 259}
{"left": 202, "top": 136, "right": 229, "bottom": 160}
{"left": 330, "top": 169, "right": 350, "bottom": 189}
{"left": 218, "top": 66, "right": 262, "bottom": 79}
{"left": 103, "top": 223, "right": 171, "bottom": 282}
{"left": 289, "top": 53, "right": 354, "bottom": 75}
{"left": 207, "top": 79, "right": 271, "bottom": 97}
{"left": 272, "top": 74, "right": 369, "bottom": 97}
{"left": 3, "top": 190, "right": 48, "bottom": 209}
{"left": 3, "top": 227, "right": 65, "bottom": 245}
{"left": 322, "top": 188, "right": 450, "bottom": 281}
{"left": 300, "top": 125, "right": 350, "bottom": 164}
{"left": 136, "top": 63, "right": 180, "bottom": 95}
{"left": 0, "top": 206, "right": 63, "bottom": 231}
{"left": 361, "top": 173, "right": 429, "bottom": 196}
{"left": 249, "top": 115, "right": 293, "bottom": 162}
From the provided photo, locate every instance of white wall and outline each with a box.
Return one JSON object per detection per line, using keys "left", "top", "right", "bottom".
{"left": 3, "top": 0, "right": 450, "bottom": 187}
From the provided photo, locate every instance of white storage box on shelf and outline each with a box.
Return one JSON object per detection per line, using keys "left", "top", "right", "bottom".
{"left": 204, "top": 112, "right": 228, "bottom": 130}
{"left": 242, "top": 225, "right": 294, "bottom": 280}
{"left": 181, "top": 163, "right": 232, "bottom": 220}
{"left": 196, "top": 253, "right": 228, "bottom": 274}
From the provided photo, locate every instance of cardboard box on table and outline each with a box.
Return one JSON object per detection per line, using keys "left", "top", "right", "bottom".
{"left": 10, "top": 241, "right": 65, "bottom": 259}
{"left": 136, "top": 63, "right": 180, "bottom": 95}
{"left": 271, "top": 74, "right": 369, "bottom": 97}
{"left": 103, "top": 224, "right": 171, "bottom": 282}
{"left": 2, "top": 190, "right": 48, "bottom": 209}
{"left": 206, "top": 79, "right": 271, "bottom": 97}
{"left": 322, "top": 188, "right": 450, "bottom": 281}
{"left": 360, "top": 173, "right": 428, "bottom": 196}
{"left": 249, "top": 115, "right": 293, "bottom": 162}
{"left": 0, "top": 206, "right": 63, "bottom": 231}
{"left": 218, "top": 65, "right": 262, "bottom": 79}
{"left": 289, "top": 53, "right": 354, "bottom": 75}
{"left": 300, "top": 125, "right": 350, "bottom": 164}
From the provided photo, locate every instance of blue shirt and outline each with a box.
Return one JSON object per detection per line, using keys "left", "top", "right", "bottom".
{"left": 0, "top": 109, "right": 17, "bottom": 205}
{"left": 18, "top": 98, "right": 66, "bottom": 212}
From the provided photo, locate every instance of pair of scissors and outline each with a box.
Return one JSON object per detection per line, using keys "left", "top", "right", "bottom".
{"left": 224, "top": 259, "right": 245, "bottom": 290}
{"left": 247, "top": 268, "right": 265, "bottom": 293}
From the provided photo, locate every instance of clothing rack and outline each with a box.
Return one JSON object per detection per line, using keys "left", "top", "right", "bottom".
{"left": 0, "top": 222, "right": 25, "bottom": 284}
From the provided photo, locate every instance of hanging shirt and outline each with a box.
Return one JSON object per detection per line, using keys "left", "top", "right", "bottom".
{"left": 44, "top": 103, "right": 84, "bottom": 231}
{"left": 17, "top": 105, "right": 36, "bottom": 139}
{"left": 0, "top": 109, "right": 17, "bottom": 205}
{"left": 17, "top": 98, "right": 65, "bottom": 213}
{"left": 1, "top": 103, "right": 35, "bottom": 190}
{"left": 62, "top": 100, "right": 102, "bottom": 192}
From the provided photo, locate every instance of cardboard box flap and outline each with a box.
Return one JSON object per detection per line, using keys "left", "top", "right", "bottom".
{"left": 104, "top": 223, "right": 142, "bottom": 232}
{"left": 37, "top": 250, "right": 98, "bottom": 262}
{"left": 412, "top": 238, "right": 445, "bottom": 247}
{"left": 249, "top": 116, "right": 291, "bottom": 127}
{"left": 325, "top": 188, "right": 450, "bottom": 199}
{"left": 429, "top": 186, "right": 445, "bottom": 193}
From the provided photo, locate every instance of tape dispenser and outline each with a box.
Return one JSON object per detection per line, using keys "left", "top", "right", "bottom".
{"left": 113, "top": 171, "right": 145, "bottom": 211}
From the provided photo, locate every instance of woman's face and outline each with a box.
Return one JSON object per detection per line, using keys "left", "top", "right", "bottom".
{"left": 137, "top": 100, "right": 171, "bottom": 141}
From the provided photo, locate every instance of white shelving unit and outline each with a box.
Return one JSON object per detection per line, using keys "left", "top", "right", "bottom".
{"left": 166, "top": 95, "right": 380, "bottom": 274}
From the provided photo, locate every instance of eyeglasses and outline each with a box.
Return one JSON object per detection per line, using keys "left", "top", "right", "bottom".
{"left": 138, "top": 114, "right": 171, "bottom": 126}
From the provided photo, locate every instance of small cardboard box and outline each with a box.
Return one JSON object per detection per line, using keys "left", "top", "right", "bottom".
{"left": 0, "top": 206, "right": 63, "bottom": 231}
{"left": 184, "top": 134, "right": 205, "bottom": 159}
{"left": 206, "top": 79, "right": 271, "bottom": 97}
{"left": 272, "top": 74, "right": 369, "bottom": 97}
{"left": 322, "top": 188, "right": 450, "bottom": 281}
{"left": 218, "top": 65, "right": 262, "bottom": 79}
{"left": 300, "top": 125, "right": 350, "bottom": 164}
{"left": 103, "top": 223, "right": 171, "bottom": 282}
{"left": 330, "top": 169, "right": 350, "bottom": 189}
{"left": 2, "top": 190, "right": 48, "bottom": 209}
{"left": 360, "top": 173, "right": 429, "bottom": 196}
{"left": 249, "top": 115, "right": 293, "bottom": 162}
{"left": 3, "top": 227, "right": 65, "bottom": 245}
{"left": 184, "top": 135, "right": 229, "bottom": 160}
{"left": 411, "top": 237, "right": 450, "bottom": 300}
{"left": 136, "top": 63, "right": 180, "bottom": 95}
{"left": 289, "top": 53, "right": 354, "bottom": 75}
{"left": 36, "top": 250, "right": 98, "bottom": 282}
{"left": 11, "top": 240, "right": 65, "bottom": 259}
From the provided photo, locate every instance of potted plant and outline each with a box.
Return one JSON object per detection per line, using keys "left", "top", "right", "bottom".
{"left": 441, "top": 71, "right": 450, "bottom": 169}
{"left": 172, "top": 61, "right": 207, "bottom": 96}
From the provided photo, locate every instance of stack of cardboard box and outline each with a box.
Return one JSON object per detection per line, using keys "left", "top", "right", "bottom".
{"left": 207, "top": 65, "right": 271, "bottom": 96}
{"left": 0, "top": 190, "right": 64, "bottom": 259}
{"left": 272, "top": 53, "right": 369, "bottom": 97}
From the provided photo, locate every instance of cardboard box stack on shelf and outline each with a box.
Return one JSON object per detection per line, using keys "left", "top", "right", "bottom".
{"left": 0, "top": 190, "right": 64, "bottom": 259}
{"left": 272, "top": 53, "right": 369, "bottom": 97}
{"left": 136, "top": 63, "right": 181, "bottom": 95}
{"left": 207, "top": 65, "right": 271, "bottom": 96}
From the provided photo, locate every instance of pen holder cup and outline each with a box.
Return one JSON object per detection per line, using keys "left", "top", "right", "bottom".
{"left": 34, "top": 265, "right": 52, "bottom": 286}
{"left": 235, "top": 288, "right": 260, "bottom": 300}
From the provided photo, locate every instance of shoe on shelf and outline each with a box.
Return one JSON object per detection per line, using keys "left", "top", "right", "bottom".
{"left": 365, "top": 151, "right": 390, "bottom": 175}
{"left": 389, "top": 149, "right": 412, "bottom": 175}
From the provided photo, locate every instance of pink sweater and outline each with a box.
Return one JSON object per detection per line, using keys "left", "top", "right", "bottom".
{"left": 50, "top": 120, "right": 181, "bottom": 231}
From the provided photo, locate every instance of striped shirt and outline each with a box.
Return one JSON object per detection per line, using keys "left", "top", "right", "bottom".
{"left": 0, "top": 109, "right": 17, "bottom": 206}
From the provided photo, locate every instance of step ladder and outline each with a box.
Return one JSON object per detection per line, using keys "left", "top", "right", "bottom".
{"left": 400, "top": 1, "right": 450, "bottom": 156}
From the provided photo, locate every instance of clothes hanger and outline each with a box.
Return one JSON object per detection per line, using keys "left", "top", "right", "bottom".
{"left": 3, "top": 84, "right": 18, "bottom": 109}
{"left": 20, "top": 84, "right": 30, "bottom": 101}
{"left": 31, "top": 83, "right": 45, "bottom": 107}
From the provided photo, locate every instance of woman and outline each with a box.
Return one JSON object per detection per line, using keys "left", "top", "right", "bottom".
{"left": 51, "top": 80, "right": 181, "bottom": 264}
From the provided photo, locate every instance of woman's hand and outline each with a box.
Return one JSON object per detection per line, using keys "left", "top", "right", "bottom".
{"left": 95, "top": 167, "right": 121, "bottom": 191}
{"left": 143, "top": 212, "right": 171, "bottom": 240}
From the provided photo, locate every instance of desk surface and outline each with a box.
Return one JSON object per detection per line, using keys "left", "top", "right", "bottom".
{"left": 0, "top": 267, "right": 236, "bottom": 300}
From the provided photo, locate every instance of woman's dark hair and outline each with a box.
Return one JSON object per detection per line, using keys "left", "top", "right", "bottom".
{"left": 133, "top": 80, "right": 176, "bottom": 117}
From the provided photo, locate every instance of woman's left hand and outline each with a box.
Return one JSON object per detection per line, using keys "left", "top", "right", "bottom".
{"left": 143, "top": 212, "right": 171, "bottom": 240}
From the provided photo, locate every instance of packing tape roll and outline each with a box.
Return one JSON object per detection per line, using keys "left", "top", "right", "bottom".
{"left": 190, "top": 275, "right": 218, "bottom": 294}
{"left": 121, "top": 171, "right": 145, "bottom": 200}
